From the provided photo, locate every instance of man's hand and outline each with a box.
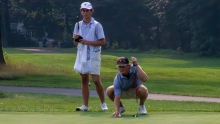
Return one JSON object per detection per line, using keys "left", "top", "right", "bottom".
{"left": 80, "top": 39, "right": 90, "bottom": 45}
{"left": 73, "top": 34, "right": 80, "bottom": 46}
{"left": 113, "top": 111, "right": 121, "bottom": 118}
{"left": 73, "top": 34, "right": 79, "bottom": 39}
{"left": 131, "top": 56, "right": 148, "bottom": 82}
{"left": 131, "top": 56, "right": 137, "bottom": 65}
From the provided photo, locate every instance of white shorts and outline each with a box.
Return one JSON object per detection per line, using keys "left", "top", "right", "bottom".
{"left": 90, "top": 51, "right": 101, "bottom": 75}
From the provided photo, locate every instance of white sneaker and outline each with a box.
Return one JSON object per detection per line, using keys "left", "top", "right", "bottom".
{"left": 140, "top": 105, "right": 147, "bottom": 115}
{"left": 101, "top": 102, "right": 108, "bottom": 110}
{"left": 113, "top": 106, "right": 126, "bottom": 115}
{"left": 76, "top": 105, "right": 89, "bottom": 111}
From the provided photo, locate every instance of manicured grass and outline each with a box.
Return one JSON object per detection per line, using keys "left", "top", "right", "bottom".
{"left": 1, "top": 48, "right": 220, "bottom": 97}
{"left": 0, "top": 92, "right": 220, "bottom": 124}
{"left": 1, "top": 112, "right": 220, "bottom": 124}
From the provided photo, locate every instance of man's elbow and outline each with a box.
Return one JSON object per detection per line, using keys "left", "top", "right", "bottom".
{"left": 100, "top": 39, "right": 106, "bottom": 46}
{"left": 142, "top": 76, "right": 148, "bottom": 82}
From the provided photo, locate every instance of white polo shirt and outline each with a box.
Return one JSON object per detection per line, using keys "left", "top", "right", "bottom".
{"left": 73, "top": 18, "right": 105, "bottom": 52}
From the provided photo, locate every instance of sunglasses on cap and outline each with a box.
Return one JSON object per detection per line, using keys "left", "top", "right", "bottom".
{"left": 117, "top": 57, "right": 129, "bottom": 67}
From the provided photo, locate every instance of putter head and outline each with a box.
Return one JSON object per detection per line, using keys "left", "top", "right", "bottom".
{"left": 133, "top": 114, "right": 138, "bottom": 117}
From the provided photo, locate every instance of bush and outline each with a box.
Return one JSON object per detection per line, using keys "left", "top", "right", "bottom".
{"left": 0, "top": 92, "right": 6, "bottom": 98}
{"left": 58, "top": 41, "right": 74, "bottom": 48}
{"left": 146, "top": 49, "right": 185, "bottom": 55}
{"left": 9, "top": 33, "right": 38, "bottom": 47}
{"left": 107, "top": 48, "right": 140, "bottom": 53}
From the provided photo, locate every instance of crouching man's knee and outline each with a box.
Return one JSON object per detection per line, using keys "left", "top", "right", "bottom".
{"left": 106, "top": 86, "right": 114, "bottom": 100}
{"left": 137, "top": 85, "right": 148, "bottom": 98}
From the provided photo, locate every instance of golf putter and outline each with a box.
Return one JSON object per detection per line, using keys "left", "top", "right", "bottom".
{"left": 75, "top": 16, "right": 83, "bottom": 42}
{"left": 133, "top": 64, "right": 139, "bottom": 118}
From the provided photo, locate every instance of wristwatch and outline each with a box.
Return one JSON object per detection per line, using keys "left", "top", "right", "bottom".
{"left": 133, "top": 63, "right": 138, "bottom": 66}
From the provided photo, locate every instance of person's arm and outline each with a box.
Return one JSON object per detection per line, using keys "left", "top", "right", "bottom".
{"left": 80, "top": 38, "right": 105, "bottom": 46}
{"left": 131, "top": 56, "right": 148, "bottom": 82}
{"left": 73, "top": 23, "right": 79, "bottom": 46}
{"left": 113, "top": 76, "right": 122, "bottom": 117}
{"left": 114, "top": 95, "right": 121, "bottom": 117}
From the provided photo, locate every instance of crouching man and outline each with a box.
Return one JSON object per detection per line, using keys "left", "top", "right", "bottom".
{"left": 106, "top": 56, "right": 149, "bottom": 117}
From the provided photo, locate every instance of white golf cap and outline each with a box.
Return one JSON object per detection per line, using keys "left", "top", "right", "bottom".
{"left": 80, "top": 2, "right": 93, "bottom": 9}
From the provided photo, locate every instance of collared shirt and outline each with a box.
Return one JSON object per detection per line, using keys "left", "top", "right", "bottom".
{"left": 73, "top": 18, "right": 105, "bottom": 52}
{"left": 113, "top": 66, "right": 143, "bottom": 96}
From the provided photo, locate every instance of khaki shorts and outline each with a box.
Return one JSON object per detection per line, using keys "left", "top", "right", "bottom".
{"left": 90, "top": 51, "right": 101, "bottom": 75}
{"left": 121, "top": 85, "right": 148, "bottom": 99}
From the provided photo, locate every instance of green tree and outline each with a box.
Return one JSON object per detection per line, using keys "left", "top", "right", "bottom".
{"left": 1, "top": 0, "right": 11, "bottom": 47}
{"left": 177, "top": 0, "right": 220, "bottom": 56}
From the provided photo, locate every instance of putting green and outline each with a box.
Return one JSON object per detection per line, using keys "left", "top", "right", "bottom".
{"left": 0, "top": 112, "right": 219, "bottom": 124}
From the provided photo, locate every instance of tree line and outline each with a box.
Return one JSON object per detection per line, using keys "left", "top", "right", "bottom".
{"left": 1, "top": 0, "right": 220, "bottom": 64}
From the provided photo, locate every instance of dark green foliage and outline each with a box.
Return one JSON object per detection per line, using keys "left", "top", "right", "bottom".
{"left": 9, "top": 33, "right": 38, "bottom": 47}
{"left": 2, "top": 0, "right": 220, "bottom": 56}
{"left": 0, "top": 92, "right": 6, "bottom": 98}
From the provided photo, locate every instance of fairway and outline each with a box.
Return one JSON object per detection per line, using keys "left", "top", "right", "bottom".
{"left": 0, "top": 112, "right": 220, "bottom": 124}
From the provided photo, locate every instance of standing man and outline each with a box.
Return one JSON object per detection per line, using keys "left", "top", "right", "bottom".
{"left": 106, "top": 57, "right": 148, "bottom": 117}
{"left": 73, "top": 2, "right": 108, "bottom": 111}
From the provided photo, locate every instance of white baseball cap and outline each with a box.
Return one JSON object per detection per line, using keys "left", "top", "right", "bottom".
{"left": 80, "top": 2, "right": 93, "bottom": 9}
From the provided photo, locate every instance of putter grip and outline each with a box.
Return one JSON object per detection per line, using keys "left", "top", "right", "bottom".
{"left": 75, "top": 36, "right": 83, "bottom": 42}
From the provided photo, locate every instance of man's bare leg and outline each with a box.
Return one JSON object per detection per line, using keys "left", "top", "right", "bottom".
{"left": 80, "top": 74, "right": 90, "bottom": 106}
{"left": 91, "top": 74, "right": 105, "bottom": 103}
{"left": 137, "top": 85, "right": 148, "bottom": 105}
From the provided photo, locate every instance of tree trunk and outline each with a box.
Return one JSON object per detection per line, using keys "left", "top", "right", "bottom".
{"left": 0, "top": 31, "right": 6, "bottom": 65}
{"left": 156, "top": 21, "right": 161, "bottom": 49}
{"left": 1, "top": 0, "right": 10, "bottom": 47}
{"left": 177, "top": 27, "right": 184, "bottom": 51}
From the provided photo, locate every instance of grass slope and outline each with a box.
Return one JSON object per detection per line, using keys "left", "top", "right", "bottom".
{"left": 1, "top": 48, "right": 220, "bottom": 97}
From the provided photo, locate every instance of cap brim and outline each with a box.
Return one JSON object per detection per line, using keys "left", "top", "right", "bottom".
{"left": 117, "top": 64, "right": 127, "bottom": 67}
{"left": 80, "top": 7, "right": 92, "bottom": 9}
